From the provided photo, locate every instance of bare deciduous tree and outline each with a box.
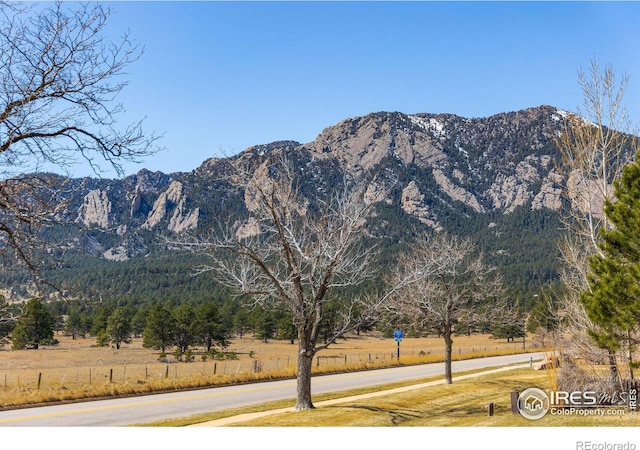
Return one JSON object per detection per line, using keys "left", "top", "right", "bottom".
{"left": 387, "top": 232, "right": 508, "bottom": 384}
{"left": 0, "top": 2, "right": 159, "bottom": 274}
{"left": 557, "top": 59, "right": 638, "bottom": 254}
{"left": 180, "top": 154, "right": 383, "bottom": 411}
{"left": 0, "top": 294, "right": 19, "bottom": 343}
{"left": 555, "top": 59, "right": 639, "bottom": 386}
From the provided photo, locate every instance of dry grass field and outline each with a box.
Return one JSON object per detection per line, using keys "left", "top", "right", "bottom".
{"left": 0, "top": 331, "right": 533, "bottom": 408}
{"left": 218, "top": 367, "right": 638, "bottom": 427}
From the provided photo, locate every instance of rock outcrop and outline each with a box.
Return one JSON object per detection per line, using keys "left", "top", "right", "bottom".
{"left": 48, "top": 104, "right": 619, "bottom": 283}
{"left": 77, "top": 189, "right": 111, "bottom": 228}
{"left": 401, "top": 181, "right": 442, "bottom": 231}
{"left": 142, "top": 181, "right": 199, "bottom": 232}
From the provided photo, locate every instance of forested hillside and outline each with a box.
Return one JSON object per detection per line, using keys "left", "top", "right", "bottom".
{"left": 1, "top": 106, "right": 586, "bottom": 311}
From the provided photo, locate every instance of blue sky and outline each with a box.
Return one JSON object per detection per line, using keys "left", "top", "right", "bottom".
{"left": 88, "top": 1, "right": 640, "bottom": 178}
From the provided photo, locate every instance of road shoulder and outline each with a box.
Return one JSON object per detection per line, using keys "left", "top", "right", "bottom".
{"left": 189, "top": 363, "right": 530, "bottom": 426}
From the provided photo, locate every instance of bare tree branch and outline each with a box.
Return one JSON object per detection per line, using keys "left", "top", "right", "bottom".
{"left": 387, "top": 232, "right": 508, "bottom": 384}
{"left": 556, "top": 60, "right": 639, "bottom": 257}
{"left": 554, "top": 58, "right": 640, "bottom": 388}
{"left": 172, "top": 152, "right": 383, "bottom": 411}
{"left": 0, "top": 2, "right": 160, "bottom": 279}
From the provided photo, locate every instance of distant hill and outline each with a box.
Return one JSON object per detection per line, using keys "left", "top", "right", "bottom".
{"left": 1, "top": 105, "right": 586, "bottom": 304}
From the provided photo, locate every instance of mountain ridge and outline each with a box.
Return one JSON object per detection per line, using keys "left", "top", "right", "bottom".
{"left": 1, "top": 105, "right": 586, "bottom": 301}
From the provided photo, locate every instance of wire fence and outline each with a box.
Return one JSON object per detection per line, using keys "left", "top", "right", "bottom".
{"left": 0, "top": 344, "right": 526, "bottom": 395}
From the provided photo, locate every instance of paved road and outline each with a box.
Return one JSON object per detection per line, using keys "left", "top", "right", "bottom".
{"left": 0, "top": 352, "right": 542, "bottom": 427}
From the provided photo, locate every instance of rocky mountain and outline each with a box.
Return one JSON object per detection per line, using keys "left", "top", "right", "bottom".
{"left": 1, "top": 105, "right": 584, "bottom": 301}
{"left": 308, "top": 106, "right": 566, "bottom": 217}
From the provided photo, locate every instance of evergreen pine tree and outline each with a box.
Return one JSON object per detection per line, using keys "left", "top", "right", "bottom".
{"left": 582, "top": 153, "right": 640, "bottom": 380}
{"left": 172, "top": 304, "right": 196, "bottom": 354}
{"left": 196, "top": 302, "right": 231, "bottom": 352}
{"left": 11, "top": 298, "right": 54, "bottom": 350}
{"left": 143, "top": 303, "right": 176, "bottom": 353}
{"left": 105, "top": 307, "right": 132, "bottom": 349}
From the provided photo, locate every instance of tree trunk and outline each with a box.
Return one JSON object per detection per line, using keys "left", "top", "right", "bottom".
{"left": 444, "top": 331, "right": 453, "bottom": 384}
{"left": 626, "top": 332, "right": 635, "bottom": 380}
{"left": 295, "top": 350, "right": 315, "bottom": 411}
{"left": 607, "top": 349, "right": 622, "bottom": 391}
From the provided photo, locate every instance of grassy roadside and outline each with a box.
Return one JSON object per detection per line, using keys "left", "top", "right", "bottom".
{"left": 140, "top": 366, "right": 501, "bottom": 427}
{"left": 147, "top": 366, "right": 638, "bottom": 427}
